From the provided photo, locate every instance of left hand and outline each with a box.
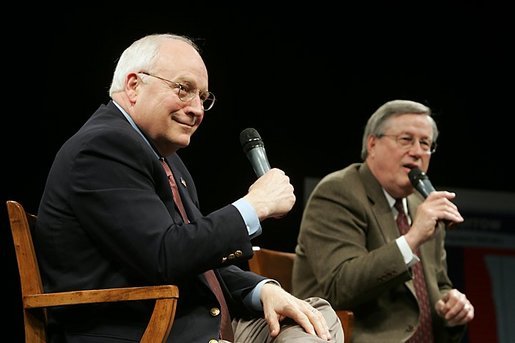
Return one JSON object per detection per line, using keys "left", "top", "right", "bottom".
{"left": 260, "top": 283, "right": 331, "bottom": 340}
{"left": 435, "top": 288, "right": 474, "bottom": 326}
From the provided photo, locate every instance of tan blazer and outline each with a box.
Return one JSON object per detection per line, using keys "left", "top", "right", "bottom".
{"left": 292, "top": 162, "right": 465, "bottom": 342}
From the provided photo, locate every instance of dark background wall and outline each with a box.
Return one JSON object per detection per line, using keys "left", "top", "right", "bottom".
{"left": 3, "top": 4, "right": 513, "bottom": 341}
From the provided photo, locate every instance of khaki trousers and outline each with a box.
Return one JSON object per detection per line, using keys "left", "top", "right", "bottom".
{"left": 230, "top": 297, "right": 344, "bottom": 343}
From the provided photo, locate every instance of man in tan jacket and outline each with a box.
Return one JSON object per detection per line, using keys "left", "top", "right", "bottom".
{"left": 292, "top": 99, "right": 474, "bottom": 342}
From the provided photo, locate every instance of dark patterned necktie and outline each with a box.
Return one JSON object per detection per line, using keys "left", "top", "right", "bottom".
{"left": 160, "top": 158, "right": 234, "bottom": 341}
{"left": 394, "top": 199, "right": 434, "bottom": 343}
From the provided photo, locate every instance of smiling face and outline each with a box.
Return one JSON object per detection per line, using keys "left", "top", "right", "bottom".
{"left": 366, "top": 113, "right": 434, "bottom": 198}
{"left": 123, "top": 38, "right": 210, "bottom": 157}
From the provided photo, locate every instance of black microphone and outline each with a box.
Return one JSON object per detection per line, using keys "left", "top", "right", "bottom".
{"left": 409, "top": 168, "right": 458, "bottom": 228}
{"left": 408, "top": 168, "right": 436, "bottom": 198}
{"left": 240, "top": 128, "right": 271, "bottom": 177}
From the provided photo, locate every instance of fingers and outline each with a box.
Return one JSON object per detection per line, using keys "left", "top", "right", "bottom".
{"left": 426, "top": 191, "right": 464, "bottom": 223}
{"left": 262, "top": 297, "right": 331, "bottom": 340}
{"left": 447, "top": 301, "right": 474, "bottom": 326}
{"left": 263, "top": 306, "right": 281, "bottom": 337}
{"left": 244, "top": 168, "right": 296, "bottom": 220}
{"left": 291, "top": 305, "right": 317, "bottom": 337}
{"left": 445, "top": 297, "right": 474, "bottom": 326}
{"left": 307, "top": 307, "right": 331, "bottom": 341}
{"left": 436, "top": 289, "right": 475, "bottom": 326}
{"left": 289, "top": 304, "right": 331, "bottom": 340}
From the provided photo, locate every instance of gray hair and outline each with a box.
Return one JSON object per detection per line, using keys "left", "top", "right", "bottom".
{"left": 360, "top": 99, "right": 439, "bottom": 160}
{"left": 108, "top": 33, "right": 198, "bottom": 96}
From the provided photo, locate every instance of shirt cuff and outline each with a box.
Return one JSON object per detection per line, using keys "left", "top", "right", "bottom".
{"left": 243, "top": 279, "right": 280, "bottom": 311}
{"left": 232, "top": 198, "right": 262, "bottom": 238}
{"left": 396, "top": 236, "right": 420, "bottom": 267}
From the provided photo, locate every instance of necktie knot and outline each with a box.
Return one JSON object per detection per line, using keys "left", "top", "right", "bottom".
{"left": 394, "top": 198, "right": 404, "bottom": 214}
{"left": 160, "top": 159, "right": 189, "bottom": 224}
{"left": 395, "top": 199, "right": 410, "bottom": 235}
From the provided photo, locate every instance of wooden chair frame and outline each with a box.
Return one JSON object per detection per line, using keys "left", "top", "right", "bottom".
{"left": 6, "top": 200, "right": 179, "bottom": 343}
{"left": 248, "top": 246, "right": 354, "bottom": 341}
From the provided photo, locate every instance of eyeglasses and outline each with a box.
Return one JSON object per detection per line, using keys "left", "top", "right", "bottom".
{"left": 138, "top": 72, "right": 215, "bottom": 111}
{"left": 378, "top": 133, "right": 437, "bottom": 154}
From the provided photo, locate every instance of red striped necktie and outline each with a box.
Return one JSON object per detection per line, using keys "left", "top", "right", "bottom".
{"left": 395, "top": 199, "right": 434, "bottom": 343}
{"left": 160, "top": 158, "right": 234, "bottom": 341}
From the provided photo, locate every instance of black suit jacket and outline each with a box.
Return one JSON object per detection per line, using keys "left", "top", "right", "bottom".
{"left": 35, "top": 101, "right": 266, "bottom": 342}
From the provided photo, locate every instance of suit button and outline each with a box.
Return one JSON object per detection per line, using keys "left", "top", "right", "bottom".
{"left": 221, "top": 257, "right": 227, "bottom": 263}
{"left": 210, "top": 307, "right": 221, "bottom": 316}
{"left": 235, "top": 250, "right": 243, "bottom": 257}
{"left": 228, "top": 253, "right": 236, "bottom": 260}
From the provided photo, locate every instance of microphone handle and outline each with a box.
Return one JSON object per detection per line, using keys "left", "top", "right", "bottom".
{"left": 247, "top": 146, "right": 271, "bottom": 177}
{"left": 415, "top": 179, "right": 435, "bottom": 198}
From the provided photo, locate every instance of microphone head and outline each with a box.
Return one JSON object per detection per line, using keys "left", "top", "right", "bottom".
{"left": 240, "top": 128, "right": 264, "bottom": 153}
{"left": 408, "top": 167, "right": 427, "bottom": 187}
{"left": 408, "top": 167, "right": 436, "bottom": 198}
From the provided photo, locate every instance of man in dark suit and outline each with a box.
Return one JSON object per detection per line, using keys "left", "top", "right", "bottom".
{"left": 35, "top": 33, "right": 343, "bottom": 342}
{"left": 292, "top": 100, "right": 474, "bottom": 342}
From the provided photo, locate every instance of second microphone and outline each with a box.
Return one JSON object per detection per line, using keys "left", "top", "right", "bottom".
{"left": 240, "top": 128, "right": 271, "bottom": 177}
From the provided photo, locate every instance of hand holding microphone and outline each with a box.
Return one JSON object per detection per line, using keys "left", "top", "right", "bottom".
{"left": 408, "top": 168, "right": 463, "bottom": 229}
{"left": 239, "top": 128, "right": 295, "bottom": 220}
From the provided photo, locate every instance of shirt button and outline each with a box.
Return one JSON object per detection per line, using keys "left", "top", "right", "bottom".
{"left": 210, "top": 307, "right": 221, "bottom": 316}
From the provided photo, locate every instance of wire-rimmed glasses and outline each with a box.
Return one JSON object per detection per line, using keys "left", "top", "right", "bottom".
{"left": 139, "top": 72, "right": 215, "bottom": 111}
{"left": 378, "top": 133, "right": 437, "bottom": 154}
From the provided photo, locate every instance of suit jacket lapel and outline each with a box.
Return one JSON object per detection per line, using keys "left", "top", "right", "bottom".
{"left": 360, "top": 164, "right": 400, "bottom": 244}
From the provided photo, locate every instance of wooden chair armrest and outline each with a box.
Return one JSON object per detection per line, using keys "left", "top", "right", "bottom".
{"left": 336, "top": 310, "right": 354, "bottom": 342}
{"left": 142, "top": 296, "right": 178, "bottom": 343}
{"left": 24, "top": 285, "right": 179, "bottom": 309}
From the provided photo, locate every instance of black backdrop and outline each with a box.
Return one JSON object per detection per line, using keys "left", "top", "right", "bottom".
{"left": 3, "top": 4, "right": 513, "bottom": 340}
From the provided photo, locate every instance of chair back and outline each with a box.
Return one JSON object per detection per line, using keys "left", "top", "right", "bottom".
{"left": 7, "top": 200, "right": 47, "bottom": 342}
{"left": 248, "top": 246, "right": 354, "bottom": 341}
{"left": 6, "top": 200, "right": 179, "bottom": 343}
{"left": 248, "top": 247, "right": 295, "bottom": 292}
